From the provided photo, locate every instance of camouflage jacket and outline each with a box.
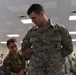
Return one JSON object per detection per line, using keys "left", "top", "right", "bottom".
{"left": 21, "top": 20, "right": 73, "bottom": 72}
{"left": 3, "top": 51, "right": 25, "bottom": 75}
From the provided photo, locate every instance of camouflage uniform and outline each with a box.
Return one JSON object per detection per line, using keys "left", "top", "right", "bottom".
{"left": 3, "top": 51, "right": 25, "bottom": 75}
{"left": 21, "top": 20, "right": 73, "bottom": 75}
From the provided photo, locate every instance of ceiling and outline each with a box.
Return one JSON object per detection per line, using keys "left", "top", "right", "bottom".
{"left": 0, "top": 0, "right": 76, "bottom": 46}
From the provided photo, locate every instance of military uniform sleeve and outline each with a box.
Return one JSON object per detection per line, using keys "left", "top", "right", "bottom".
{"left": 60, "top": 24, "right": 73, "bottom": 57}
{"left": 71, "top": 57, "right": 74, "bottom": 61}
{"left": 3, "top": 58, "right": 11, "bottom": 75}
{"left": 21, "top": 29, "right": 32, "bottom": 59}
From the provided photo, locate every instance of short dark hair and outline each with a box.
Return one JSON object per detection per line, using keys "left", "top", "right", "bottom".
{"left": 7, "top": 38, "right": 17, "bottom": 47}
{"left": 27, "top": 3, "right": 44, "bottom": 15}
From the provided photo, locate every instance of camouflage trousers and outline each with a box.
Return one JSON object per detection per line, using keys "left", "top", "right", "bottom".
{"left": 27, "top": 65, "right": 64, "bottom": 75}
{"left": 27, "top": 68, "right": 64, "bottom": 75}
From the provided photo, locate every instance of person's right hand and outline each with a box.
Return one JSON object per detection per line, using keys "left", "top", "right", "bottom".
{"left": 25, "top": 48, "right": 32, "bottom": 54}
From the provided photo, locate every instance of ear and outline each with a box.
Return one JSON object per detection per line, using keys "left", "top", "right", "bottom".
{"left": 40, "top": 11, "right": 44, "bottom": 16}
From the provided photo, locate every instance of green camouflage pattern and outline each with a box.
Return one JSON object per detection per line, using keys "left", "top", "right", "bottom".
{"left": 3, "top": 51, "right": 25, "bottom": 75}
{"left": 21, "top": 20, "right": 73, "bottom": 75}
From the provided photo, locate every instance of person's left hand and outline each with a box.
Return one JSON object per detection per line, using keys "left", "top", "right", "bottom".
{"left": 19, "top": 69, "right": 25, "bottom": 75}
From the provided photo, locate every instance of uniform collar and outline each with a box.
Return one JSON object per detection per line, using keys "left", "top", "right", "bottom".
{"left": 49, "top": 19, "right": 55, "bottom": 27}
{"left": 34, "top": 19, "right": 55, "bottom": 29}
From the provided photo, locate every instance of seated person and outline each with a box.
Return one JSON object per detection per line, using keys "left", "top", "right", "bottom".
{"left": 3, "top": 38, "right": 26, "bottom": 75}
{"left": 0, "top": 54, "right": 4, "bottom": 75}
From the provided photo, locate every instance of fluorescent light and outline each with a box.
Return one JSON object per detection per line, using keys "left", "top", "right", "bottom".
{"left": 69, "top": 15, "right": 76, "bottom": 20}
{"left": 72, "top": 39, "right": 76, "bottom": 41}
{"left": 20, "top": 41, "right": 22, "bottom": 43}
{"left": 0, "top": 41, "right": 7, "bottom": 44}
{"left": 69, "top": 31, "right": 76, "bottom": 34}
{"left": 7, "top": 34, "right": 20, "bottom": 37}
{"left": 21, "top": 19, "right": 32, "bottom": 24}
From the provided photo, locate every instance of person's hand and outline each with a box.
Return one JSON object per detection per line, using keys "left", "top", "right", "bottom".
{"left": 25, "top": 48, "right": 32, "bottom": 54}
{"left": 19, "top": 69, "right": 25, "bottom": 75}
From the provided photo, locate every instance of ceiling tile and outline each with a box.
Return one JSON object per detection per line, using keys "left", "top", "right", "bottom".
{"left": 7, "top": 6, "right": 21, "bottom": 12}
{"left": 43, "top": 1, "right": 57, "bottom": 9}
{"left": 71, "top": 0, "right": 76, "bottom": 6}
{"left": 0, "top": 30, "right": 10, "bottom": 33}
{"left": 5, "top": 21, "right": 14, "bottom": 25}
{"left": 19, "top": 4, "right": 30, "bottom": 11}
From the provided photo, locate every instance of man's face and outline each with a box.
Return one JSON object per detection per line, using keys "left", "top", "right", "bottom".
{"left": 29, "top": 11, "right": 43, "bottom": 26}
{"left": 8, "top": 42, "right": 18, "bottom": 54}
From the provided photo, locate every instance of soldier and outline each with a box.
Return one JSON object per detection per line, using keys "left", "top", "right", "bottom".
{"left": 0, "top": 54, "right": 4, "bottom": 75}
{"left": 21, "top": 3, "right": 73, "bottom": 75}
{"left": 71, "top": 53, "right": 76, "bottom": 74}
{"left": 3, "top": 38, "right": 26, "bottom": 75}
{"left": 72, "top": 53, "right": 76, "bottom": 70}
